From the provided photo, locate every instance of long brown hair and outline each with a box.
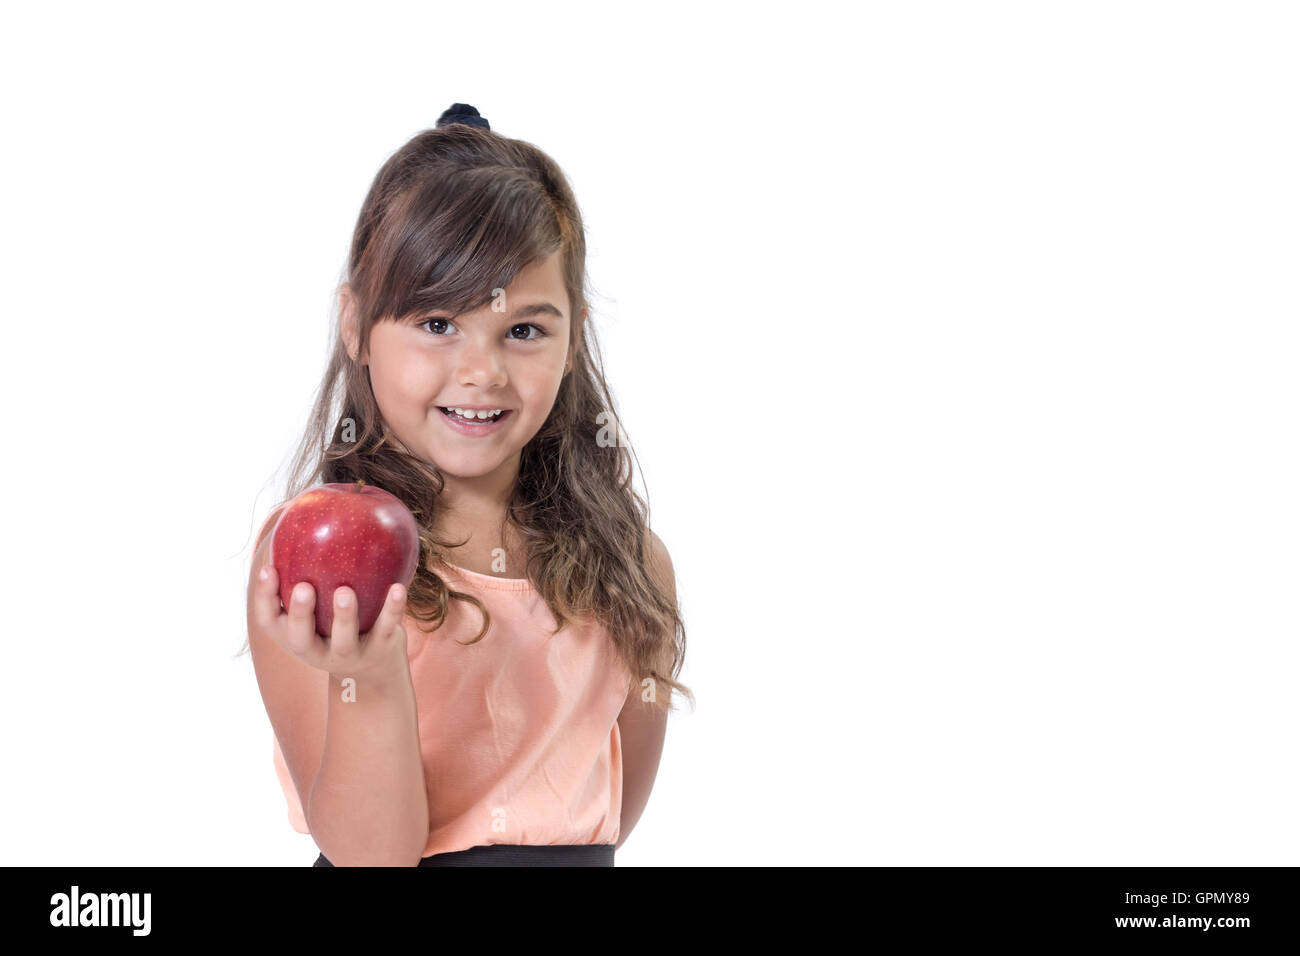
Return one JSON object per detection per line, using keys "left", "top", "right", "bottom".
{"left": 237, "top": 117, "right": 692, "bottom": 714}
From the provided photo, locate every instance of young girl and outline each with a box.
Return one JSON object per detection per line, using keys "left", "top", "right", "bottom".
{"left": 239, "top": 103, "right": 692, "bottom": 867}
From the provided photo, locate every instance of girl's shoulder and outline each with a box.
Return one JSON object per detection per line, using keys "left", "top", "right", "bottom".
{"left": 644, "top": 528, "right": 675, "bottom": 598}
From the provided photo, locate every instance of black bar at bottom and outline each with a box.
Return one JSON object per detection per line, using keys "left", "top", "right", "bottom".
{"left": 312, "top": 843, "right": 616, "bottom": 867}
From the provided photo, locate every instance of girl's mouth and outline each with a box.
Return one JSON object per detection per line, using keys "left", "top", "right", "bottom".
{"left": 437, "top": 407, "right": 512, "bottom": 436}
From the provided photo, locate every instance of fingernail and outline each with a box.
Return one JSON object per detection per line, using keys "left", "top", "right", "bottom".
{"left": 337, "top": 591, "right": 352, "bottom": 608}
{"left": 259, "top": 566, "right": 269, "bottom": 582}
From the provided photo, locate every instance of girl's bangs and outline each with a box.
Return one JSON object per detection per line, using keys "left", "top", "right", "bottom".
{"left": 378, "top": 173, "right": 564, "bottom": 323}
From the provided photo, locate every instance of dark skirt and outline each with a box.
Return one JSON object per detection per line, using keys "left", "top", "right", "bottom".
{"left": 313, "top": 843, "right": 615, "bottom": 867}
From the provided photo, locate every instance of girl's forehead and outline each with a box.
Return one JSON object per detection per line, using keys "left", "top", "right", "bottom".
{"left": 488, "top": 254, "right": 569, "bottom": 316}
{"left": 507, "top": 251, "right": 565, "bottom": 291}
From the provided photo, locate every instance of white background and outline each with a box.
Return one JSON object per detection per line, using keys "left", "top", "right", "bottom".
{"left": 1, "top": 0, "right": 1296, "bottom": 866}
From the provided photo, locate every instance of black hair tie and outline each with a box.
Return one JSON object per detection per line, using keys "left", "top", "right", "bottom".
{"left": 436, "top": 103, "right": 490, "bottom": 130}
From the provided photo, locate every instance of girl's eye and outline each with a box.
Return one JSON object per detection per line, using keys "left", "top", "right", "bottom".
{"left": 417, "top": 318, "right": 547, "bottom": 341}
{"left": 508, "top": 323, "right": 547, "bottom": 341}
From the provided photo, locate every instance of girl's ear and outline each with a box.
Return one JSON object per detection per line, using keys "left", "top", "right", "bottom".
{"left": 340, "top": 283, "right": 365, "bottom": 364}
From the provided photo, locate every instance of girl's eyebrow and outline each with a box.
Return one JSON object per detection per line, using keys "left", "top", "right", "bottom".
{"left": 510, "top": 302, "right": 564, "bottom": 320}
{"left": 420, "top": 301, "right": 564, "bottom": 321}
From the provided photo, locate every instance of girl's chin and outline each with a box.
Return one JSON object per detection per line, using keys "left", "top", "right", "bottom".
{"left": 424, "top": 439, "right": 521, "bottom": 471}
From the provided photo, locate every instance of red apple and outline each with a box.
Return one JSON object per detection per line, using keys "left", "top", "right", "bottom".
{"left": 270, "top": 480, "right": 420, "bottom": 638}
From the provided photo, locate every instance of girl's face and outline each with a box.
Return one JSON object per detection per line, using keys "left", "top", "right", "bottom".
{"left": 344, "top": 251, "right": 580, "bottom": 485}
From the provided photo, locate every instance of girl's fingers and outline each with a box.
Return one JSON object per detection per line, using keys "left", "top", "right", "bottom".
{"left": 284, "top": 581, "right": 322, "bottom": 659}
{"left": 365, "top": 583, "right": 408, "bottom": 643}
{"left": 250, "top": 563, "right": 282, "bottom": 633}
{"left": 329, "top": 586, "right": 360, "bottom": 654}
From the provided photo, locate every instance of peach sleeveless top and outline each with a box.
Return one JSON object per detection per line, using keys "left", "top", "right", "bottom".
{"left": 269, "top": 557, "right": 634, "bottom": 858}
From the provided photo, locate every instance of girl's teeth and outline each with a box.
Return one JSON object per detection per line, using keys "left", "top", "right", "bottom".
{"left": 446, "top": 407, "right": 504, "bottom": 422}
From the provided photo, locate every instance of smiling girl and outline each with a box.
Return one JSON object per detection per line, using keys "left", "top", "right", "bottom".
{"left": 239, "top": 103, "right": 692, "bottom": 866}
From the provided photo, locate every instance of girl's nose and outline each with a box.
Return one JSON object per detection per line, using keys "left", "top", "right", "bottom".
{"left": 454, "top": 345, "right": 508, "bottom": 388}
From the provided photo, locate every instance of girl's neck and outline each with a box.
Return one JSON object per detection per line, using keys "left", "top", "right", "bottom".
{"left": 434, "top": 512, "right": 527, "bottom": 578}
{"left": 431, "top": 460, "right": 523, "bottom": 575}
{"left": 434, "top": 455, "right": 519, "bottom": 517}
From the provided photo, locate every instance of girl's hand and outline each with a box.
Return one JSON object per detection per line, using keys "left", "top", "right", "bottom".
{"left": 251, "top": 563, "right": 413, "bottom": 692}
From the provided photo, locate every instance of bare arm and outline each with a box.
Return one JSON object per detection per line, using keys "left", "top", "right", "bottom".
{"left": 248, "top": 507, "right": 429, "bottom": 867}
{"left": 615, "top": 529, "right": 674, "bottom": 850}
{"left": 616, "top": 686, "right": 667, "bottom": 850}
{"left": 306, "top": 671, "right": 428, "bottom": 867}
